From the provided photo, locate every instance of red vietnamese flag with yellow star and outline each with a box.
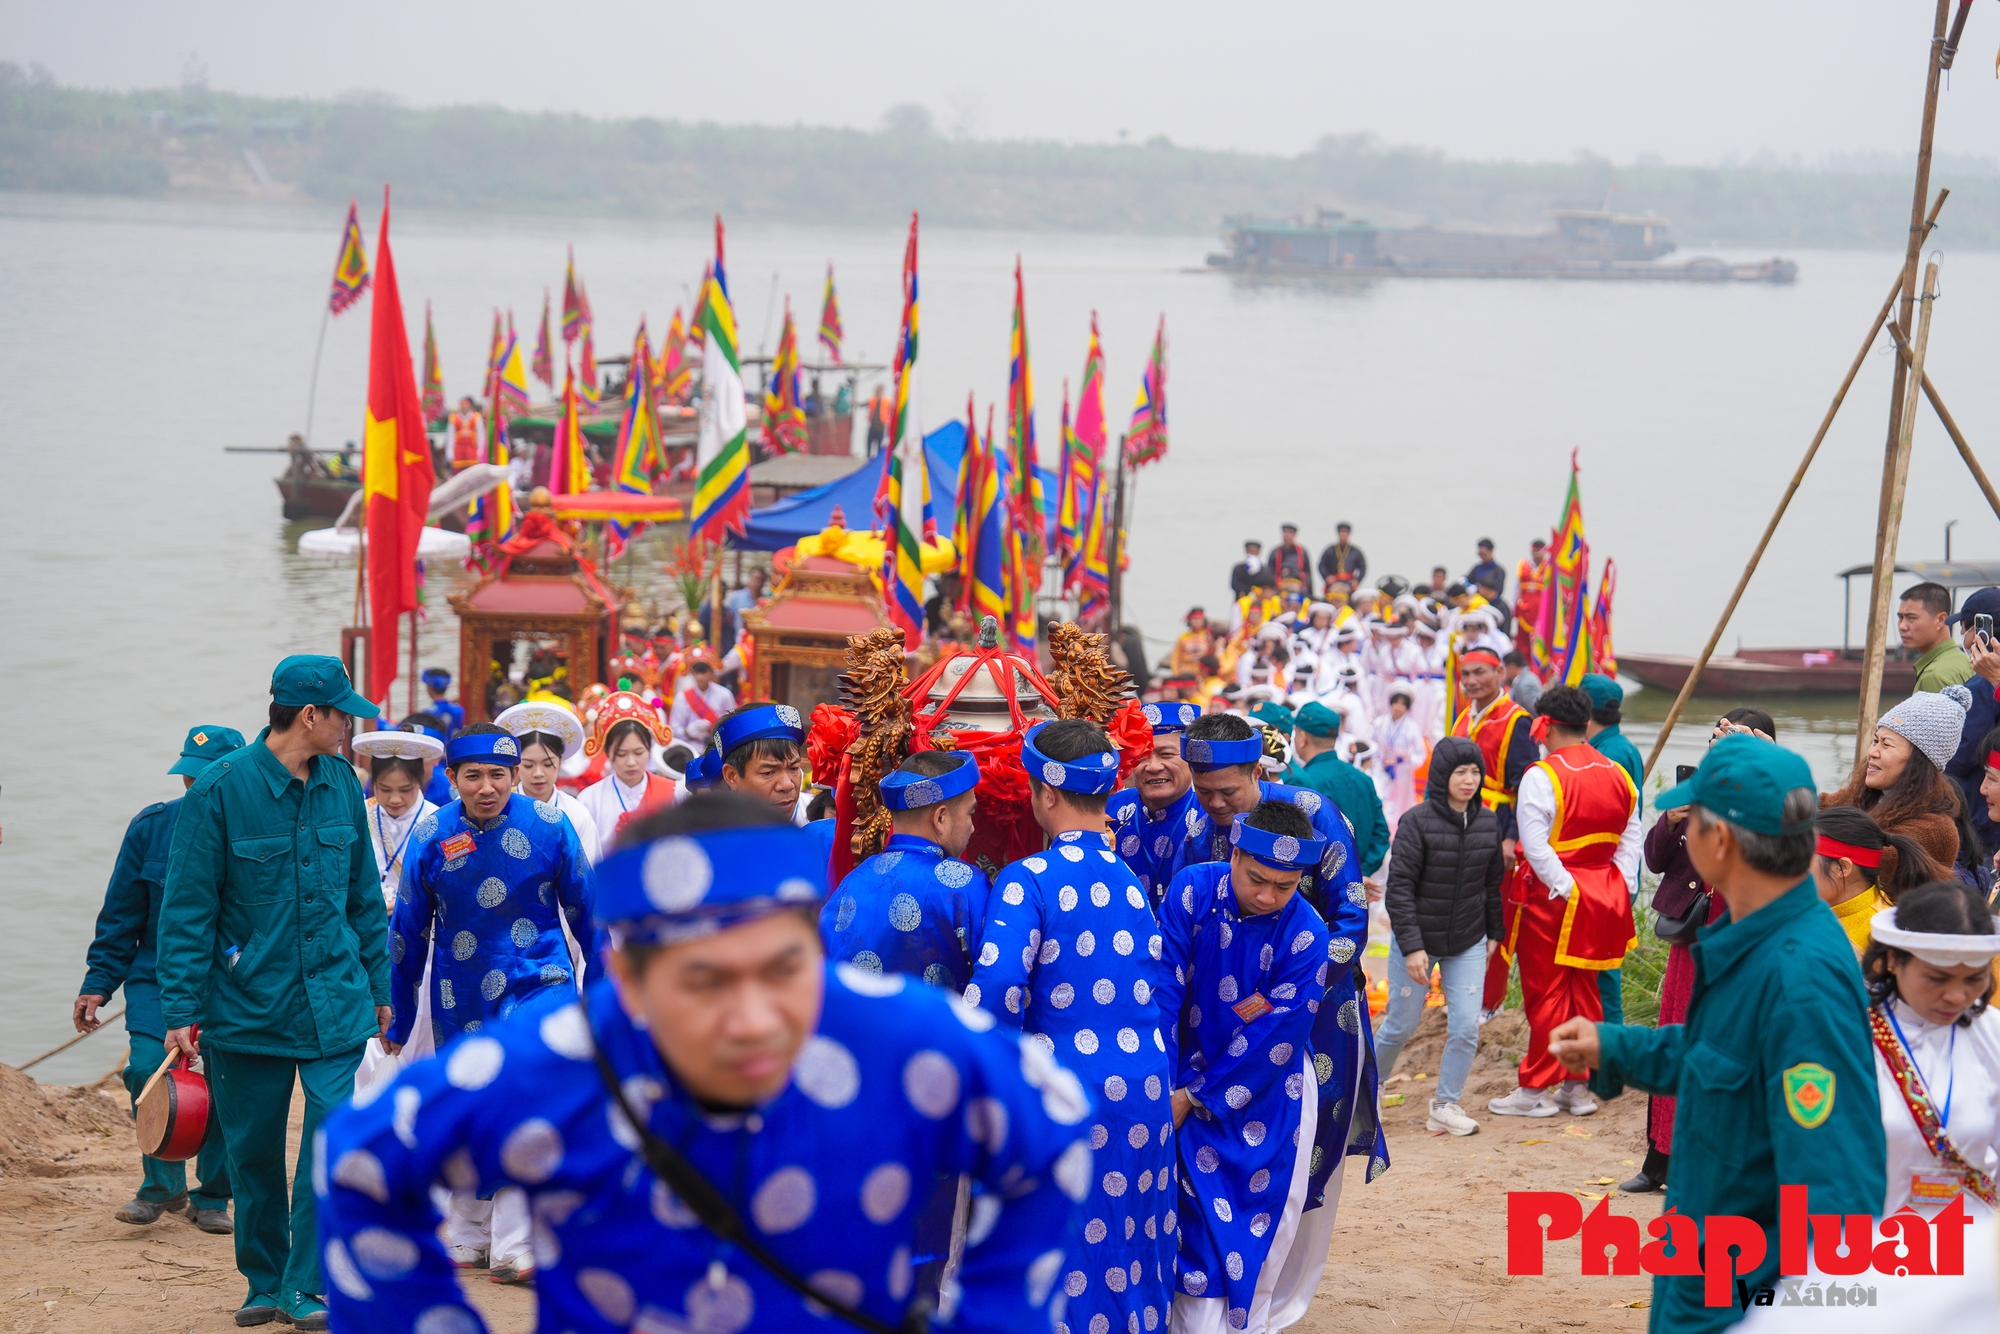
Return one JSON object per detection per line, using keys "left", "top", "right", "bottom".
{"left": 362, "top": 187, "right": 435, "bottom": 705}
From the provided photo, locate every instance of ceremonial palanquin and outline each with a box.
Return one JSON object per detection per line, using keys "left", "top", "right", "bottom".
{"left": 808, "top": 616, "right": 1151, "bottom": 883}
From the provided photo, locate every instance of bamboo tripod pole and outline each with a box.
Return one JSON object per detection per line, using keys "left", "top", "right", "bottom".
{"left": 1857, "top": 262, "right": 1942, "bottom": 758}
{"left": 1640, "top": 192, "right": 1947, "bottom": 781}
{"left": 1861, "top": 0, "right": 1952, "bottom": 749}
{"left": 1883, "top": 325, "right": 2000, "bottom": 526}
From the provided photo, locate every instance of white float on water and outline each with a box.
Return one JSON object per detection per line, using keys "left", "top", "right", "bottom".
{"left": 296, "top": 526, "right": 472, "bottom": 561}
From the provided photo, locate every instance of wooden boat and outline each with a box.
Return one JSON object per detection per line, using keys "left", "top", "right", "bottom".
{"left": 1620, "top": 558, "right": 2000, "bottom": 696}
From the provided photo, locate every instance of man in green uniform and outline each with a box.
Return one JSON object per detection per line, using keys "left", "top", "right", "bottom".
{"left": 1285, "top": 700, "right": 1390, "bottom": 880}
{"left": 158, "top": 656, "right": 391, "bottom": 1331}
{"left": 75, "top": 724, "right": 245, "bottom": 1232}
{"left": 1549, "top": 735, "right": 1884, "bottom": 1332}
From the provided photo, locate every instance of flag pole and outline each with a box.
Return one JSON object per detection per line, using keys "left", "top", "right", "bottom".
{"left": 408, "top": 608, "right": 418, "bottom": 717}
{"left": 1107, "top": 436, "right": 1127, "bottom": 634}
{"left": 305, "top": 303, "right": 331, "bottom": 449}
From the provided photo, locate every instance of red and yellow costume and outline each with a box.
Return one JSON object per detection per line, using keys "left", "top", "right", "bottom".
{"left": 1510, "top": 744, "right": 1638, "bottom": 1089}
{"left": 449, "top": 408, "right": 483, "bottom": 472}
{"left": 1514, "top": 552, "right": 1549, "bottom": 659}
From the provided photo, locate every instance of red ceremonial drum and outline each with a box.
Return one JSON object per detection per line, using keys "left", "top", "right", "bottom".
{"left": 135, "top": 1032, "right": 211, "bottom": 1163}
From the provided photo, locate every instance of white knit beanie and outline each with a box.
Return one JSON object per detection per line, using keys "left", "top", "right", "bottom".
{"left": 1879, "top": 684, "right": 1974, "bottom": 772}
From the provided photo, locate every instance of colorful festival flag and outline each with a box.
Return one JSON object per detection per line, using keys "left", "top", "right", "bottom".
{"left": 968, "top": 403, "right": 1007, "bottom": 626}
{"left": 420, "top": 301, "right": 445, "bottom": 421}
{"left": 609, "top": 322, "right": 660, "bottom": 559}
{"left": 659, "top": 307, "right": 692, "bottom": 404}
{"left": 329, "top": 200, "right": 371, "bottom": 316}
{"left": 360, "top": 188, "right": 434, "bottom": 704}
{"left": 1540, "top": 451, "right": 1594, "bottom": 687}
{"left": 761, "top": 300, "right": 808, "bottom": 454}
{"left": 877, "top": 214, "right": 927, "bottom": 643}
{"left": 817, "top": 262, "right": 844, "bottom": 364}
{"left": 485, "top": 308, "right": 505, "bottom": 383}
{"left": 690, "top": 217, "right": 751, "bottom": 543}
{"left": 1125, "top": 315, "right": 1169, "bottom": 468}
{"left": 551, "top": 367, "right": 591, "bottom": 498}
{"left": 562, "top": 248, "right": 583, "bottom": 344}
{"left": 495, "top": 327, "right": 531, "bottom": 415}
{"left": 532, "top": 288, "right": 555, "bottom": 390}
{"left": 1590, "top": 558, "right": 1618, "bottom": 676}
{"left": 577, "top": 286, "right": 600, "bottom": 407}
{"left": 1006, "top": 260, "right": 1044, "bottom": 561}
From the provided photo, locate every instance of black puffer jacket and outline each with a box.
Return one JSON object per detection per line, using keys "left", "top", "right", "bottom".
{"left": 1384, "top": 735, "right": 1507, "bottom": 958}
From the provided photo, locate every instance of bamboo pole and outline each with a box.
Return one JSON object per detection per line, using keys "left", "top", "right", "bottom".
{"left": 1857, "top": 261, "right": 1942, "bottom": 759}
{"left": 1883, "top": 325, "right": 2000, "bottom": 527}
{"left": 1862, "top": 0, "right": 1951, "bottom": 720}
{"left": 1639, "top": 207, "right": 1943, "bottom": 780}
{"left": 16, "top": 1007, "right": 125, "bottom": 1072}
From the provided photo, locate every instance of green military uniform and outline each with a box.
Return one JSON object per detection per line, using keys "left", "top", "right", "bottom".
{"left": 158, "top": 658, "right": 387, "bottom": 1329}
{"left": 1284, "top": 701, "right": 1391, "bottom": 877}
{"left": 1912, "top": 638, "right": 1974, "bottom": 693}
{"left": 1592, "top": 737, "right": 1884, "bottom": 1333}
{"left": 80, "top": 723, "right": 246, "bottom": 1224}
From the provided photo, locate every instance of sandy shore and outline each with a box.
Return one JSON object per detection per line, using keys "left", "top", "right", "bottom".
{"left": 3, "top": 1010, "right": 1657, "bottom": 1334}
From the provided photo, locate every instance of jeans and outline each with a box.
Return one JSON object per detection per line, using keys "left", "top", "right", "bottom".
{"left": 1372, "top": 937, "right": 1485, "bottom": 1107}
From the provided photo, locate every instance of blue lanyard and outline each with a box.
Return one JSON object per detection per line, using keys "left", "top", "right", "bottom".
{"left": 613, "top": 776, "right": 643, "bottom": 812}
{"left": 1885, "top": 1003, "right": 1957, "bottom": 1129}
{"left": 374, "top": 803, "right": 420, "bottom": 877}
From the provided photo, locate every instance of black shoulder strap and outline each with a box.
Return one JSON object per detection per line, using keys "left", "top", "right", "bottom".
{"left": 588, "top": 1038, "right": 930, "bottom": 1334}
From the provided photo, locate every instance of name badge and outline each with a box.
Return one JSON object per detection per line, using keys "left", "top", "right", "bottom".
{"left": 1911, "top": 1171, "right": 1963, "bottom": 1205}
{"left": 440, "top": 832, "right": 476, "bottom": 861}
{"left": 1232, "top": 992, "right": 1272, "bottom": 1023}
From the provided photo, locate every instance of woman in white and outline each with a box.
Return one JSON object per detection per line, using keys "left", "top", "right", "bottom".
{"left": 351, "top": 730, "right": 442, "bottom": 908}
{"left": 494, "top": 698, "right": 600, "bottom": 863}
{"left": 575, "top": 690, "right": 676, "bottom": 860}
{"left": 1375, "top": 685, "right": 1429, "bottom": 831}
{"left": 1748, "top": 882, "right": 2000, "bottom": 1327}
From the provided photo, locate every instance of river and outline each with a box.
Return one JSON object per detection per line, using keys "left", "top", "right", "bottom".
{"left": 5, "top": 190, "right": 1997, "bottom": 1079}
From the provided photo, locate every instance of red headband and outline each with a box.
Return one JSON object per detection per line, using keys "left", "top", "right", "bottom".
{"left": 1987, "top": 750, "right": 2000, "bottom": 772}
{"left": 1816, "top": 835, "right": 1882, "bottom": 869}
{"left": 1460, "top": 647, "right": 1502, "bottom": 668}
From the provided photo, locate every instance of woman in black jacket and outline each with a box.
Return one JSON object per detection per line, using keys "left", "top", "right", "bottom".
{"left": 1374, "top": 735, "right": 1508, "bottom": 1136}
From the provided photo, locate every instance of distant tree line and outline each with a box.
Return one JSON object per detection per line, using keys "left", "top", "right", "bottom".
{"left": 2, "top": 66, "right": 1995, "bottom": 249}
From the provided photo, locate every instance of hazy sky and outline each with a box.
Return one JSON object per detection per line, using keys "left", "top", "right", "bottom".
{"left": 8, "top": 1, "right": 2000, "bottom": 165}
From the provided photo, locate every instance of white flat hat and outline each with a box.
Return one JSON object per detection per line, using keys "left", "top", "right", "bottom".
{"left": 1869, "top": 908, "right": 2000, "bottom": 968}
{"left": 352, "top": 729, "right": 445, "bottom": 762}
{"left": 496, "top": 700, "right": 587, "bottom": 760}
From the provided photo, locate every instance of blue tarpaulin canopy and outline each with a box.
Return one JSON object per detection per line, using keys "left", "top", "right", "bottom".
{"left": 736, "top": 420, "right": 1059, "bottom": 553}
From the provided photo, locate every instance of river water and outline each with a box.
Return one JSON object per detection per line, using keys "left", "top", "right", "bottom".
{"left": 6, "top": 191, "right": 1999, "bottom": 1079}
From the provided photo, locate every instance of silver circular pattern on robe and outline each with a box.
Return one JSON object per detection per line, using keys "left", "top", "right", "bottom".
{"left": 479, "top": 968, "right": 508, "bottom": 1001}
{"left": 838, "top": 963, "right": 904, "bottom": 996}
{"left": 577, "top": 1268, "right": 636, "bottom": 1325}
{"left": 1243, "top": 1120, "right": 1267, "bottom": 1146}
{"left": 1001, "top": 883, "right": 1026, "bottom": 907}
{"left": 1092, "top": 977, "right": 1116, "bottom": 1004}
{"left": 451, "top": 930, "right": 477, "bottom": 961}
{"left": 1285, "top": 1071, "right": 1305, "bottom": 1099}
{"left": 851, "top": 951, "right": 884, "bottom": 974}
{"left": 1269, "top": 1042, "right": 1295, "bottom": 1066}
{"left": 1250, "top": 1167, "right": 1272, "bottom": 1193}
{"left": 1058, "top": 844, "right": 1085, "bottom": 863}
{"left": 1112, "top": 930, "right": 1134, "bottom": 955}
{"left": 964, "top": 1095, "right": 1009, "bottom": 1153}
{"left": 1314, "top": 1052, "right": 1335, "bottom": 1084}
{"left": 538, "top": 1005, "right": 593, "bottom": 1060}
{"left": 1224, "top": 1084, "right": 1252, "bottom": 1110}
{"left": 1076, "top": 930, "right": 1097, "bottom": 957}
{"left": 1052, "top": 1141, "right": 1093, "bottom": 1201}
{"left": 793, "top": 1036, "right": 861, "bottom": 1108}
{"left": 1074, "top": 1028, "right": 1100, "bottom": 1056}
{"left": 333, "top": 1149, "right": 390, "bottom": 1204}
{"left": 887, "top": 893, "right": 923, "bottom": 932}
{"left": 1126, "top": 885, "right": 1147, "bottom": 910}
{"left": 684, "top": 1269, "right": 755, "bottom": 1334}
{"left": 323, "top": 1239, "right": 373, "bottom": 1301}
{"left": 1090, "top": 882, "right": 1111, "bottom": 908}
{"left": 1292, "top": 790, "right": 1322, "bottom": 816}
{"left": 413, "top": 814, "right": 439, "bottom": 841}
{"left": 1330, "top": 936, "right": 1356, "bottom": 963}
{"left": 502, "top": 828, "right": 532, "bottom": 859}
{"left": 1338, "top": 998, "right": 1360, "bottom": 1033}
{"left": 438, "top": 977, "right": 456, "bottom": 1009}
{"left": 1103, "top": 1074, "right": 1128, "bottom": 1101}
{"left": 643, "top": 836, "right": 714, "bottom": 912}
{"left": 1024, "top": 857, "right": 1048, "bottom": 873}
{"left": 1181, "top": 1270, "right": 1208, "bottom": 1296}
{"left": 1102, "top": 1171, "right": 1128, "bottom": 1197}
{"left": 1217, "top": 975, "right": 1239, "bottom": 1003}
{"left": 444, "top": 1036, "right": 504, "bottom": 1089}
{"left": 1020, "top": 1038, "right": 1090, "bottom": 1125}
{"left": 1049, "top": 982, "right": 1076, "bottom": 1009}
{"left": 833, "top": 896, "right": 858, "bottom": 931}
{"left": 808, "top": 1270, "right": 865, "bottom": 1312}
{"left": 902, "top": 1050, "right": 961, "bottom": 1119}
{"left": 1194, "top": 1145, "right": 1220, "bottom": 1173}
{"left": 935, "top": 860, "right": 974, "bottom": 889}
{"left": 1058, "top": 885, "right": 1079, "bottom": 911}
{"left": 509, "top": 917, "right": 536, "bottom": 947}
{"left": 750, "top": 1165, "right": 817, "bottom": 1233}
{"left": 1116, "top": 1027, "right": 1140, "bottom": 1053}
{"left": 475, "top": 877, "right": 508, "bottom": 909}
{"left": 1250, "top": 1212, "right": 1272, "bottom": 1238}
{"left": 534, "top": 800, "right": 562, "bottom": 823}
{"left": 351, "top": 1226, "right": 421, "bottom": 1278}
{"left": 651, "top": 1178, "right": 700, "bottom": 1228}
{"left": 499, "top": 1118, "right": 563, "bottom": 1183}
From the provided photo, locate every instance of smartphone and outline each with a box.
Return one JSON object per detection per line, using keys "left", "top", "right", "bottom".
{"left": 1977, "top": 613, "right": 1994, "bottom": 646}
{"left": 1675, "top": 765, "right": 1697, "bottom": 784}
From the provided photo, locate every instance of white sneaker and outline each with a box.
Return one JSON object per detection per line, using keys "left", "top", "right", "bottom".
{"left": 1427, "top": 1100, "right": 1480, "bottom": 1136}
{"left": 1553, "top": 1082, "right": 1599, "bottom": 1116}
{"left": 1478, "top": 1006, "right": 1501, "bottom": 1024}
{"left": 447, "top": 1244, "right": 488, "bottom": 1268}
{"left": 1487, "top": 1086, "right": 1560, "bottom": 1118}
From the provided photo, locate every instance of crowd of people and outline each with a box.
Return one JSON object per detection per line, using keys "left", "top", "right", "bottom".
{"left": 61, "top": 556, "right": 2000, "bottom": 1332}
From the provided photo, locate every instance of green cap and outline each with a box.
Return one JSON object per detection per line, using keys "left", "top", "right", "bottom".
{"left": 1252, "top": 701, "right": 1296, "bottom": 733}
{"left": 271, "top": 654, "right": 380, "bottom": 719}
{"left": 168, "top": 724, "right": 246, "bottom": 777}
{"left": 1654, "top": 733, "right": 1815, "bottom": 835}
{"left": 1292, "top": 701, "right": 1342, "bottom": 738}
{"left": 1579, "top": 673, "right": 1622, "bottom": 709}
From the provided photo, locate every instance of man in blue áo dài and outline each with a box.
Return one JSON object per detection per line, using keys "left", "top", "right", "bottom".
{"left": 317, "top": 792, "right": 1095, "bottom": 1334}
{"left": 1157, "top": 803, "right": 1331, "bottom": 1334}
{"left": 388, "top": 722, "right": 596, "bottom": 1283}
{"left": 1172, "top": 712, "right": 1387, "bottom": 1330}
{"left": 1108, "top": 701, "right": 1203, "bottom": 907}
{"left": 967, "top": 718, "right": 1176, "bottom": 1334}
{"left": 711, "top": 703, "right": 837, "bottom": 873}
{"left": 822, "top": 750, "right": 991, "bottom": 989}
{"left": 76, "top": 724, "right": 245, "bottom": 1234}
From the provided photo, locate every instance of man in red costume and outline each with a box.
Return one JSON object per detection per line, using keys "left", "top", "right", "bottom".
{"left": 448, "top": 396, "right": 483, "bottom": 472}
{"left": 1450, "top": 646, "right": 1537, "bottom": 1012}
{"left": 1513, "top": 538, "right": 1549, "bottom": 661}
{"left": 1487, "top": 686, "right": 1639, "bottom": 1118}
